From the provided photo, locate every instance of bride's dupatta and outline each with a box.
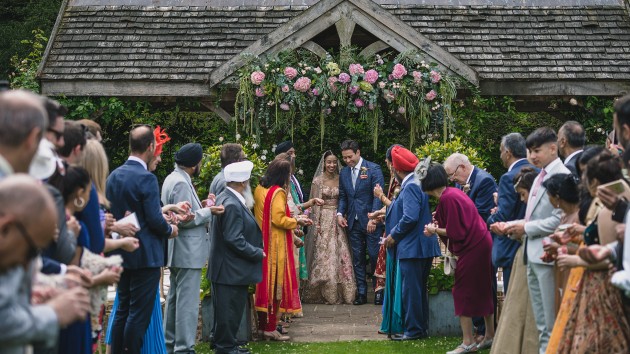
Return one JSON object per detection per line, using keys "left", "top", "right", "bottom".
{"left": 254, "top": 185, "right": 300, "bottom": 315}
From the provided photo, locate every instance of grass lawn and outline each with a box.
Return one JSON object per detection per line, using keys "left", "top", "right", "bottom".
{"left": 194, "top": 337, "right": 466, "bottom": 354}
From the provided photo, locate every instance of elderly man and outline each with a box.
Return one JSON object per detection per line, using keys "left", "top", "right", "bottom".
{"left": 557, "top": 121, "right": 585, "bottom": 177}
{"left": 162, "top": 143, "right": 222, "bottom": 354}
{"left": 210, "top": 143, "right": 245, "bottom": 196}
{"left": 209, "top": 161, "right": 264, "bottom": 354}
{"left": 384, "top": 147, "right": 440, "bottom": 341}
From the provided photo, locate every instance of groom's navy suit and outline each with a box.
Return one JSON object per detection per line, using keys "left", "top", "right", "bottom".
{"left": 338, "top": 157, "right": 384, "bottom": 296}
{"left": 106, "top": 158, "right": 173, "bottom": 353}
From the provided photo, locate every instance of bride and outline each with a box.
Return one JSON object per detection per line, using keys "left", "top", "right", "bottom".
{"left": 303, "top": 150, "right": 356, "bottom": 304}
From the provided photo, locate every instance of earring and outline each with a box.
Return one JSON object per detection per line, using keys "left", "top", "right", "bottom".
{"left": 74, "top": 197, "right": 85, "bottom": 208}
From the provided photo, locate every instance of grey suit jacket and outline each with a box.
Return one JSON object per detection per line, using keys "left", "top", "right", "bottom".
{"left": 524, "top": 158, "right": 571, "bottom": 265}
{"left": 161, "top": 167, "right": 212, "bottom": 269}
{"left": 208, "top": 189, "right": 263, "bottom": 286}
{"left": 209, "top": 170, "right": 226, "bottom": 196}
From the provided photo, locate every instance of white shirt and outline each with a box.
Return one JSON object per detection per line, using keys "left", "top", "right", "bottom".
{"left": 353, "top": 157, "right": 364, "bottom": 172}
{"left": 401, "top": 172, "right": 414, "bottom": 186}
{"left": 508, "top": 158, "right": 527, "bottom": 172}
{"left": 226, "top": 186, "right": 246, "bottom": 207}
{"left": 128, "top": 156, "right": 147, "bottom": 170}
{"left": 465, "top": 166, "right": 474, "bottom": 185}
{"left": 564, "top": 149, "right": 583, "bottom": 166}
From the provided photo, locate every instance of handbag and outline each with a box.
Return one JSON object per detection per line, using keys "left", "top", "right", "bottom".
{"left": 443, "top": 239, "right": 458, "bottom": 276}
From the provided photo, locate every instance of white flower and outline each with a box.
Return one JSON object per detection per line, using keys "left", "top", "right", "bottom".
{"left": 569, "top": 98, "right": 578, "bottom": 106}
{"left": 331, "top": 101, "right": 337, "bottom": 107}
{"left": 298, "top": 169, "right": 304, "bottom": 175}
{"left": 218, "top": 136, "right": 224, "bottom": 142}
{"left": 449, "top": 133, "right": 454, "bottom": 139}
{"left": 262, "top": 149, "right": 268, "bottom": 155}
{"left": 261, "top": 155, "right": 267, "bottom": 161}
{"left": 235, "top": 133, "right": 241, "bottom": 140}
{"left": 252, "top": 143, "right": 258, "bottom": 149}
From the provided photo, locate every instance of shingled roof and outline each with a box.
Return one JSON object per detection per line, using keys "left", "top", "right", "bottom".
{"left": 38, "top": 0, "right": 630, "bottom": 98}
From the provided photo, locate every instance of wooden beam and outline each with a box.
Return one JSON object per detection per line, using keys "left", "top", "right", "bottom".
{"left": 348, "top": 0, "right": 479, "bottom": 86}
{"left": 301, "top": 41, "right": 329, "bottom": 59}
{"left": 40, "top": 80, "right": 213, "bottom": 97}
{"left": 479, "top": 80, "right": 630, "bottom": 97}
{"left": 359, "top": 40, "right": 390, "bottom": 58}
{"left": 335, "top": 18, "right": 356, "bottom": 48}
{"left": 200, "top": 101, "right": 232, "bottom": 124}
{"left": 208, "top": 0, "right": 345, "bottom": 87}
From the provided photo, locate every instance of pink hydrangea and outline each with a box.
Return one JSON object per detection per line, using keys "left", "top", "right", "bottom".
{"left": 338, "top": 73, "right": 351, "bottom": 84}
{"left": 328, "top": 76, "right": 339, "bottom": 92}
{"left": 255, "top": 87, "right": 265, "bottom": 97}
{"left": 293, "top": 77, "right": 311, "bottom": 92}
{"left": 354, "top": 98, "right": 364, "bottom": 108}
{"left": 412, "top": 71, "right": 423, "bottom": 84}
{"left": 312, "top": 88, "right": 320, "bottom": 96}
{"left": 378, "top": 81, "right": 386, "bottom": 89}
{"left": 349, "top": 63, "right": 365, "bottom": 76}
{"left": 430, "top": 70, "right": 442, "bottom": 84}
{"left": 391, "top": 63, "right": 407, "bottom": 80}
{"left": 280, "top": 103, "right": 290, "bottom": 111}
{"left": 284, "top": 67, "right": 298, "bottom": 80}
{"left": 281, "top": 85, "right": 290, "bottom": 93}
{"left": 348, "top": 85, "right": 359, "bottom": 95}
{"left": 425, "top": 90, "right": 437, "bottom": 101}
{"left": 250, "top": 71, "right": 265, "bottom": 85}
{"left": 364, "top": 69, "right": 379, "bottom": 84}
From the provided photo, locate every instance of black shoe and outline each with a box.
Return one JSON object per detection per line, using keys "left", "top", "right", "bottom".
{"left": 374, "top": 290, "right": 383, "bottom": 305}
{"left": 391, "top": 333, "right": 427, "bottom": 341}
{"left": 353, "top": 295, "right": 367, "bottom": 305}
{"left": 237, "top": 346, "right": 251, "bottom": 354}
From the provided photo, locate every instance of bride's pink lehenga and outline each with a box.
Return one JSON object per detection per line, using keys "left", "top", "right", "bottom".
{"left": 303, "top": 180, "right": 356, "bottom": 304}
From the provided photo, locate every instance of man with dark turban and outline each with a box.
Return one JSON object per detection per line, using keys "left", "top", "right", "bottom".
{"left": 384, "top": 146, "right": 441, "bottom": 341}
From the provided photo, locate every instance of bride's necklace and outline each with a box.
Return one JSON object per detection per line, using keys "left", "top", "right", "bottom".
{"left": 323, "top": 172, "right": 336, "bottom": 180}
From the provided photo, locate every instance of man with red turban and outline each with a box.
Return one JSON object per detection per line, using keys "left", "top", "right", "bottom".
{"left": 384, "top": 146, "right": 441, "bottom": 341}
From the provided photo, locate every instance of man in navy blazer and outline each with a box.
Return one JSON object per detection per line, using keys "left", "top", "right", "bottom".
{"left": 106, "top": 125, "right": 178, "bottom": 353}
{"left": 384, "top": 147, "right": 441, "bottom": 340}
{"left": 337, "top": 140, "right": 384, "bottom": 305}
{"left": 488, "top": 133, "right": 536, "bottom": 293}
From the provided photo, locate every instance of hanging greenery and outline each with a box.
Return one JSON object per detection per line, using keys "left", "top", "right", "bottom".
{"left": 233, "top": 47, "right": 458, "bottom": 150}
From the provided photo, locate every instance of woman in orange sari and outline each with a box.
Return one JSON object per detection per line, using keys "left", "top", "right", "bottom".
{"left": 253, "top": 155, "right": 312, "bottom": 341}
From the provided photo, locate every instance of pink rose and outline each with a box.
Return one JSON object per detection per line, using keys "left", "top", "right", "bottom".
{"left": 398, "top": 106, "right": 406, "bottom": 114}
{"left": 284, "top": 67, "right": 298, "bottom": 80}
{"left": 349, "top": 63, "right": 365, "bottom": 76}
{"left": 412, "top": 71, "right": 423, "bottom": 84}
{"left": 312, "top": 88, "right": 320, "bottom": 96}
{"left": 368, "top": 103, "right": 375, "bottom": 111}
{"left": 281, "top": 85, "right": 290, "bottom": 93}
{"left": 391, "top": 63, "right": 407, "bottom": 80}
{"left": 348, "top": 85, "right": 359, "bottom": 95}
{"left": 338, "top": 73, "right": 351, "bottom": 84}
{"left": 425, "top": 90, "right": 437, "bottom": 101}
{"left": 430, "top": 70, "right": 442, "bottom": 84}
{"left": 325, "top": 108, "right": 332, "bottom": 115}
{"left": 364, "top": 69, "right": 379, "bottom": 84}
{"left": 328, "top": 76, "right": 338, "bottom": 92}
{"left": 255, "top": 87, "right": 265, "bottom": 97}
{"left": 378, "top": 81, "right": 386, "bottom": 89}
{"left": 354, "top": 98, "right": 364, "bottom": 108}
{"left": 250, "top": 71, "right": 265, "bottom": 85}
{"left": 293, "top": 77, "right": 311, "bottom": 92}
{"left": 280, "top": 103, "right": 290, "bottom": 111}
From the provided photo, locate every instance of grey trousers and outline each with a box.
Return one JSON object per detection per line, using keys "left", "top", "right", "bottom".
{"left": 164, "top": 267, "right": 202, "bottom": 354}
{"left": 526, "top": 262, "right": 555, "bottom": 354}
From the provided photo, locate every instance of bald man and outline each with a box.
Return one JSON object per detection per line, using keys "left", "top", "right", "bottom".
{"left": 0, "top": 90, "right": 47, "bottom": 177}
{"left": 0, "top": 175, "right": 90, "bottom": 354}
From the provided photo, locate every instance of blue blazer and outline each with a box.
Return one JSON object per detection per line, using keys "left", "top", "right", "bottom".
{"left": 338, "top": 158, "right": 384, "bottom": 231}
{"left": 461, "top": 166, "right": 498, "bottom": 223}
{"left": 487, "top": 159, "right": 538, "bottom": 268}
{"left": 106, "top": 159, "right": 172, "bottom": 269}
{"left": 386, "top": 176, "right": 441, "bottom": 260}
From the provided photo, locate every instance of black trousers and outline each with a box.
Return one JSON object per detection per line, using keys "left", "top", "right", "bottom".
{"left": 212, "top": 282, "right": 249, "bottom": 354}
{"left": 111, "top": 267, "right": 161, "bottom": 354}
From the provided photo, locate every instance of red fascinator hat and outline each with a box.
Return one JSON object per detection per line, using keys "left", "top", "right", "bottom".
{"left": 153, "top": 125, "right": 171, "bottom": 157}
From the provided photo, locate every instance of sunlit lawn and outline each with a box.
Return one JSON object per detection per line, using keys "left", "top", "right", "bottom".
{"left": 194, "top": 337, "right": 466, "bottom": 353}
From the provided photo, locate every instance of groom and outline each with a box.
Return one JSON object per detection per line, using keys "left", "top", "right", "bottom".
{"left": 337, "top": 139, "right": 384, "bottom": 305}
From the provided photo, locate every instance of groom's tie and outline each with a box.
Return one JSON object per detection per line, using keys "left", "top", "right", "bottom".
{"left": 352, "top": 166, "right": 358, "bottom": 189}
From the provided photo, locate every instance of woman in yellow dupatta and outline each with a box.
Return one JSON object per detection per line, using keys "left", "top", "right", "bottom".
{"left": 253, "top": 155, "right": 312, "bottom": 341}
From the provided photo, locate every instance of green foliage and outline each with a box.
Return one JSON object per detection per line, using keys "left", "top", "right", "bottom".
{"left": 415, "top": 137, "right": 487, "bottom": 168}
{"left": 200, "top": 266, "right": 211, "bottom": 299}
{"left": 9, "top": 29, "right": 47, "bottom": 91}
{"left": 427, "top": 262, "right": 455, "bottom": 295}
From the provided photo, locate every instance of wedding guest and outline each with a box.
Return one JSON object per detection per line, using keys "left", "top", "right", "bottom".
{"left": 337, "top": 140, "right": 384, "bottom": 305}
{"left": 42, "top": 97, "right": 67, "bottom": 150}
{"left": 210, "top": 143, "right": 245, "bottom": 196}
{"left": 505, "top": 127, "right": 571, "bottom": 354}
{"left": 488, "top": 133, "right": 535, "bottom": 293}
{"left": 0, "top": 175, "right": 91, "bottom": 354}
{"left": 444, "top": 152, "right": 497, "bottom": 340}
{"left": 490, "top": 167, "right": 540, "bottom": 354}
{"left": 77, "top": 119, "right": 102, "bottom": 142}
{"left": 253, "top": 157, "right": 311, "bottom": 341}
{"left": 303, "top": 150, "right": 356, "bottom": 304}
{"left": 557, "top": 121, "right": 585, "bottom": 177}
{"left": 106, "top": 125, "right": 178, "bottom": 353}
{"left": 422, "top": 164, "right": 495, "bottom": 354}
{"left": 383, "top": 148, "right": 440, "bottom": 341}
{"left": 210, "top": 161, "right": 264, "bottom": 354}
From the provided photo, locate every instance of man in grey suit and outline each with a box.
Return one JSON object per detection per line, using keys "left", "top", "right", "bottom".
{"left": 506, "top": 127, "right": 571, "bottom": 354}
{"left": 209, "top": 161, "right": 264, "bottom": 354}
{"left": 162, "top": 143, "right": 222, "bottom": 354}
{"left": 209, "top": 143, "right": 245, "bottom": 196}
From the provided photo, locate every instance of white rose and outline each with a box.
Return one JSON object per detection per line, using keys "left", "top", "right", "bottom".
{"left": 235, "top": 133, "right": 241, "bottom": 140}
{"left": 261, "top": 155, "right": 267, "bottom": 161}
{"left": 218, "top": 136, "right": 224, "bottom": 142}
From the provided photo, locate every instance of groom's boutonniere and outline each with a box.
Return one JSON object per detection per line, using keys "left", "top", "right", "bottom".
{"left": 360, "top": 166, "right": 368, "bottom": 179}
{"left": 463, "top": 183, "right": 471, "bottom": 194}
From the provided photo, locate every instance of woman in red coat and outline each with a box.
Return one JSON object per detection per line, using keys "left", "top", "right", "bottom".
{"left": 422, "top": 164, "right": 495, "bottom": 354}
